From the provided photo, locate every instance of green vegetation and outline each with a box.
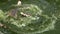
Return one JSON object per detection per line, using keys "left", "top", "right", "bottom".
{"left": 0, "top": 0, "right": 60, "bottom": 34}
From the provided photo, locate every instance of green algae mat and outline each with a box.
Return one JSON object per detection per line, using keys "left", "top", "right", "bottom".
{"left": 0, "top": 0, "right": 60, "bottom": 34}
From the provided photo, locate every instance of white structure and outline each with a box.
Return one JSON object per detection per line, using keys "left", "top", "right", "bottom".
{"left": 17, "top": 0, "right": 21, "bottom": 6}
